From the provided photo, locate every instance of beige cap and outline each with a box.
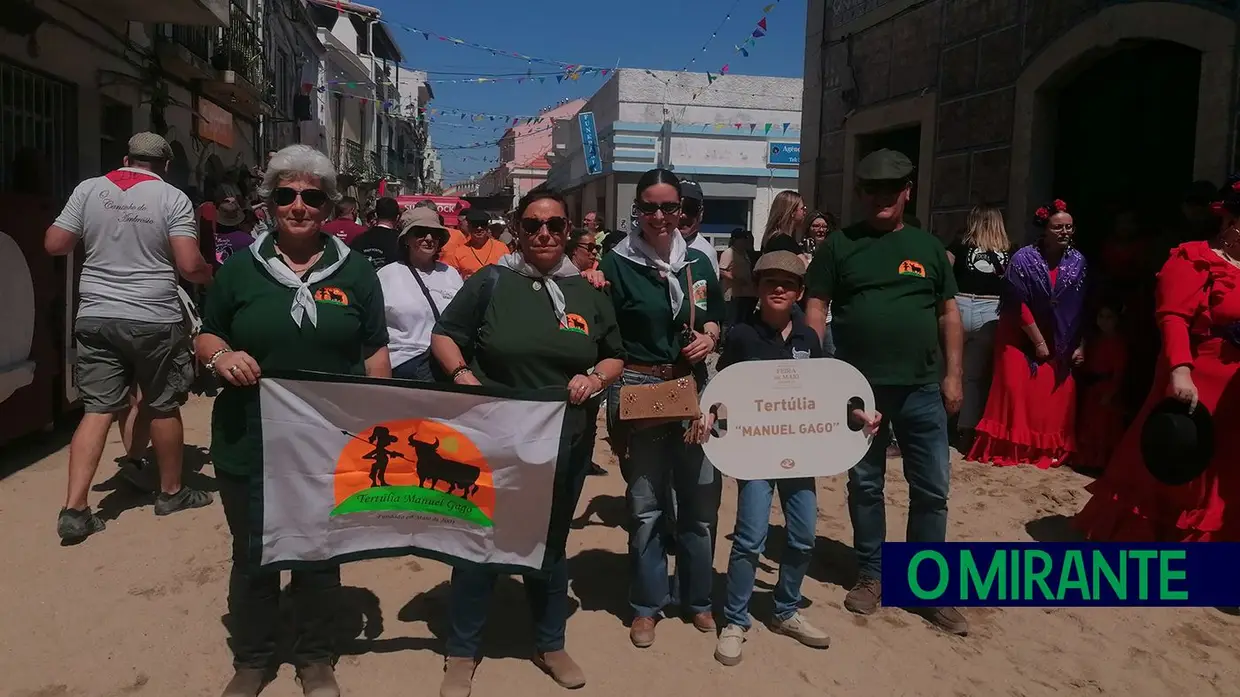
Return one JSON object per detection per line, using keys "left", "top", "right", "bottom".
{"left": 753, "top": 250, "right": 806, "bottom": 278}
{"left": 398, "top": 206, "right": 449, "bottom": 245}
{"left": 127, "top": 132, "right": 173, "bottom": 160}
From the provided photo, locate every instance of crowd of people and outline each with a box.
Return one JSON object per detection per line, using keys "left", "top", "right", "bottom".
{"left": 41, "top": 132, "right": 1237, "bottom": 697}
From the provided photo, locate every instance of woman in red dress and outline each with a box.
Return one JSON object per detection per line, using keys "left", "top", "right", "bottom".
{"left": 1076, "top": 178, "right": 1240, "bottom": 541}
{"left": 1074, "top": 301, "right": 1128, "bottom": 470}
{"left": 968, "top": 200, "right": 1088, "bottom": 468}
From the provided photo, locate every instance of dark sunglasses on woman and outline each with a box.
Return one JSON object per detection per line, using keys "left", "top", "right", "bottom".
{"left": 520, "top": 216, "right": 569, "bottom": 235}
{"left": 634, "top": 200, "right": 682, "bottom": 216}
{"left": 272, "top": 187, "right": 329, "bottom": 209}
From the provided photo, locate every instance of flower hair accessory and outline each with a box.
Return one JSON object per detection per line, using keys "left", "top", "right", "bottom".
{"left": 1034, "top": 199, "right": 1068, "bottom": 227}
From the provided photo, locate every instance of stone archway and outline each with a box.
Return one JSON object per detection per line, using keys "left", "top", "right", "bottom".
{"left": 1006, "top": 2, "right": 1234, "bottom": 239}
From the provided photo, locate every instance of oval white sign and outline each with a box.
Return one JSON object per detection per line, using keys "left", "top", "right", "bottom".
{"left": 700, "top": 358, "right": 875, "bottom": 480}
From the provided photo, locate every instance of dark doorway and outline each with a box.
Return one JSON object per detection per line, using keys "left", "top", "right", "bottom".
{"left": 854, "top": 125, "right": 922, "bottom": 223}
{"left": 1052, "top": 41, "right": 1201, "bottom": 258}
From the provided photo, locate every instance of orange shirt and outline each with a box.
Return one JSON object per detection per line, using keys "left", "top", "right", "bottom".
{"left": 444, "top": 238, "right": 508, "bottom": 279}
{"left": 442, "top": 227, "right": 467, "bottom": 254}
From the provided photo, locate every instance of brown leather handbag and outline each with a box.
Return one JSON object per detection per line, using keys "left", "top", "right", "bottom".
{"left": 618, "top": 263, "right": 702, "bottom": 427}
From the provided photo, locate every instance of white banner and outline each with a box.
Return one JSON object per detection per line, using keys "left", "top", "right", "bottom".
{"left": 701, "top": 358, "right": 875, "bottom": 480}
{"left": 258, "top": 375, "right": 568, "bottom": 571}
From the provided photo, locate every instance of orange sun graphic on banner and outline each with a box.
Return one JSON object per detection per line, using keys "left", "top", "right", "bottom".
{"left": 331, "top": 419, "right": 496, "bottom": 527}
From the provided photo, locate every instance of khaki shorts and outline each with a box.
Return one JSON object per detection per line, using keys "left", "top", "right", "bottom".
{"left": 74, "top": 317, "right": 193, "bottom": 414}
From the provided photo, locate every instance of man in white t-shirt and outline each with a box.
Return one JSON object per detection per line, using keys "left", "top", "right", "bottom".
{"left": 677, "top": 180, "right": 720, "bottom": 277}
{"left": 44, "top": 132, "right": 214, "bottom": 543}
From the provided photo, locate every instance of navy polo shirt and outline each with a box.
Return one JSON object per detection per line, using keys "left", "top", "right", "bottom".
{"left": 717, "top": 312, "right": 824, "bottom": 371}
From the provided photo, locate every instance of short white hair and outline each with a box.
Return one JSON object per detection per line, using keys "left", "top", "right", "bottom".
{"left": 258, "top": 145, "right": 342, "bottom": 203}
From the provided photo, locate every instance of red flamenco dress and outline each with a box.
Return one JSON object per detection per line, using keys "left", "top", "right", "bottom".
{"left": 1076, "top": 241, "right": 1240, "bottom": 541}
{"left": 968, "top": 245, "right": 1088, "bottom": 468}
{"left": 1074, "top": 331, "right": 1128, "bottom": 470}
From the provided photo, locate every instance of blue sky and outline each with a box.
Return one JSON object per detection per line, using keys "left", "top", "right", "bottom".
{"left": 369, "top": 0, "right": 808, "bottom": 185}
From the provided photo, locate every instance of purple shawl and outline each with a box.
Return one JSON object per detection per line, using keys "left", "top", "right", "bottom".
{"left": 1000, "top": 244, "right": 1088, "bottom": 379}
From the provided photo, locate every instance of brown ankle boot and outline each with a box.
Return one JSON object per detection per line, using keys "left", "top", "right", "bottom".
{"left": 534, "top": 650, "right": 586, "bottom": 689}
{"left": 296, "top": 663, "right": 340, "bottom": 697}
{"left": 440, "top": 657, "right": 477, "bottom": 697}
{"left": 221, "top": 668, "right": 267, "bottom": 697}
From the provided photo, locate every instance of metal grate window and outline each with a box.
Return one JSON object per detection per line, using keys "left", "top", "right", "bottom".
{"left": 0, "top": 58, "right": 79, "bottom": 201}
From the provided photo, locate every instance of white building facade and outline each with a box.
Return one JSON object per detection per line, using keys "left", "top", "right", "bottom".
{"left": 547, "top": 69, "right": 803, "bottom": 248}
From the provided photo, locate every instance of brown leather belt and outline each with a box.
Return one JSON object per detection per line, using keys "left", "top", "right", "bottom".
{"left": 625, "top": 363, "right": 691, "bottom": 379}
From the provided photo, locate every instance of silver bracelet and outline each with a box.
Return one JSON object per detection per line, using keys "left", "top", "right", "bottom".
{"left": 205, "top": 348, "right": 231, "bottom": 374}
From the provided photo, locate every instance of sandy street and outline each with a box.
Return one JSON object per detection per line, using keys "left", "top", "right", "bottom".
{"left": 1, "top": 395, "right": 1238, "bottom": 697}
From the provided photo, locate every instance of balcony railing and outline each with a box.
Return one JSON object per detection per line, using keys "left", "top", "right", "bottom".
{"left": 212, "top": 5, "right": 264, "bottom": 88}
{"left": 170, "top": 25, "right": 211, "bottom": 63}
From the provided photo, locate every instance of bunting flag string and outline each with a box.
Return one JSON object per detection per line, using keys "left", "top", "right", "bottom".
{"left": 396, "top": 24, "right": 609, "bottom": 73}
{"left": 677, "top": 0, "right": 744, "bottom": 75}
{"left": 694, "top": 0, "right": 781, "bottom": 101}
{"left": 318, "top": 2, "right": 611, "bottom": 74}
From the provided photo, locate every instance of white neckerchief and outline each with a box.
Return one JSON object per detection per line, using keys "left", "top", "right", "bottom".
{"left": 248, "top": 231, "right": 350, "bottom": 328}
{"left": 494, "top": 252, "right": 579, "bottom": 326}
{"left": 613, "top": 228, "right": 691, "bottom": 315}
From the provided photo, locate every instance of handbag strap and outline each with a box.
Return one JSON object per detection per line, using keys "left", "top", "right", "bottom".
{"left": 685, "top": 261, "right": 696, "bottom": 332}
{"left": 405, "top": 262, "right": 441, "bottom": 321}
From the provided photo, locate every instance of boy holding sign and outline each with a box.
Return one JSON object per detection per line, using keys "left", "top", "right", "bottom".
{"left": 712, "top": 251, "right": 880, "bottom": 666}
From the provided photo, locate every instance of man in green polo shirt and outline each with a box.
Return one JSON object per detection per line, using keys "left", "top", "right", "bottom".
{"left": 804, "top": 149, "right": 966, "bottom": 635}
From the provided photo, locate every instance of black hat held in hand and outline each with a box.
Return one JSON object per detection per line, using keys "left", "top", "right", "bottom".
{"left": 1139, "top": 398, "right": 1214, "bottom": 486}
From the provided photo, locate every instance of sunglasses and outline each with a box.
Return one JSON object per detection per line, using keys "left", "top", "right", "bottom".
{"left": 272, "top": 187, "right": 329, "bottom": 209}
{"left": 634, "top": 200, "right": 681, "bottom": 216}
{"left": 519, "top": 216, "right": 569, "bottom": 235}
{"left": 578, "top": 243, "right": 600, "bottom": 254}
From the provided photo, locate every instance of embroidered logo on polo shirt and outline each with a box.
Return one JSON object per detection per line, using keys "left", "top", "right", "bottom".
{"left": 898, "top": 260, "right": 926, "bottom": 277}
{"left": 792, "top": 348, "right": 811, "bottom": 360}
{"left": 314, "top": 286, "right": 349, "bottom": 306}
{"left": 691, "top": 279, "right": 709, "bottom": 310}
{"left": 560, "top": 313, "right": 589, "bottom": 335}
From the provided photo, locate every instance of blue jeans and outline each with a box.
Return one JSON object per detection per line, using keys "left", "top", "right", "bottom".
{"left": 955, "top": 295, "right": 1000, "bottom": 430}
{"left": 607, "top": 369, "right": 722, "bottom": 618}
{"left": 445, "top": 558, "right": 570, "bottom": 656}
{"left": 392, "top": 352, "right": 434, "bottom": 382}
{"left": 723, "top": 478, "right": 816, "bottom": 628}
{"left": 848, "top": 383, "right": 951, "bottom": 578}
{"left": 444, "top": 404, "right": 594, "bottom": 657}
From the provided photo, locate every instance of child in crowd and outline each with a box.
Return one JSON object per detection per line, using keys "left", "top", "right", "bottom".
{"left": 712, "top": 251, "right": 880, "bottom": 666}
{"left": 1075, "top": 301, "right": 1128, "bottom": 471}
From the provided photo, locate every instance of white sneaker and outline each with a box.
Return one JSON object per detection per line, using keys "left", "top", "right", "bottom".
{"left": 713, "top": 624, "right": 746, "bottom": 666}
{"left": 769, "top": 613, "right": 831, "bottom": 649}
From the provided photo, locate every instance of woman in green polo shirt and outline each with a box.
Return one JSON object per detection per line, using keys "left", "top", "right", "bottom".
{"left": 194, "top": 145, "right": 391, "bottom": 697}
{"left": 429, "top": 186, "right": 624, "bottom": 697}
{"left": 599, "top": 168, "right": 725, "bottom": 649}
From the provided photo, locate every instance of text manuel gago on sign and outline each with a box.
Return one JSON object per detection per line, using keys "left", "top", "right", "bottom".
{"left": 881, "top": 543, "right": 1240, "bottom": 607}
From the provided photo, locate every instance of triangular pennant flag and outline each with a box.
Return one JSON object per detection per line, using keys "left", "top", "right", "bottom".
{"left": 752, "top": 29, "right": 765, "bottom": 38}
{"left": 749, "top": 123, "right": 757, "bottom": 133}
{"left": 706, "top": 73, "right": 716, "bottom": 83}
{"left": 763, "top": 3, "right": 775, "bottom": 12}
{"left": 764, "top": 123, "right": 772, "bottom": 134}
{"left": 601, "top": 69, "right": 609, "bottom": 76}
{"left": 721, "top": 64, "right": 730, "bottom": 74}
{"left": 512, "top": 118, "right": 519, "bottom": 125}
{"left": 556, "top": 75, "right": 563, "bottom": 83}
{"left": 738, "top": 47, "right": 749, "bottom": 57}
{"left": 714, "top": 124, "right": 724, "bottom": 131}
{"left": 517, "top": 77, "right": 524, "bottom": 84}
{"left": 539, "top": 77, "right": 546, "bottom": 84}
{"left": 734, "top": 122, "right": 742, "bottom": 129}
{"left": 758, "top": 17, "right": 767, "bottom": 30}
{"left": 782, "top": 122, "right": 790, "bottom": 133}
{"left": 421, "top": 32, "right": 429, "bottom": 40}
